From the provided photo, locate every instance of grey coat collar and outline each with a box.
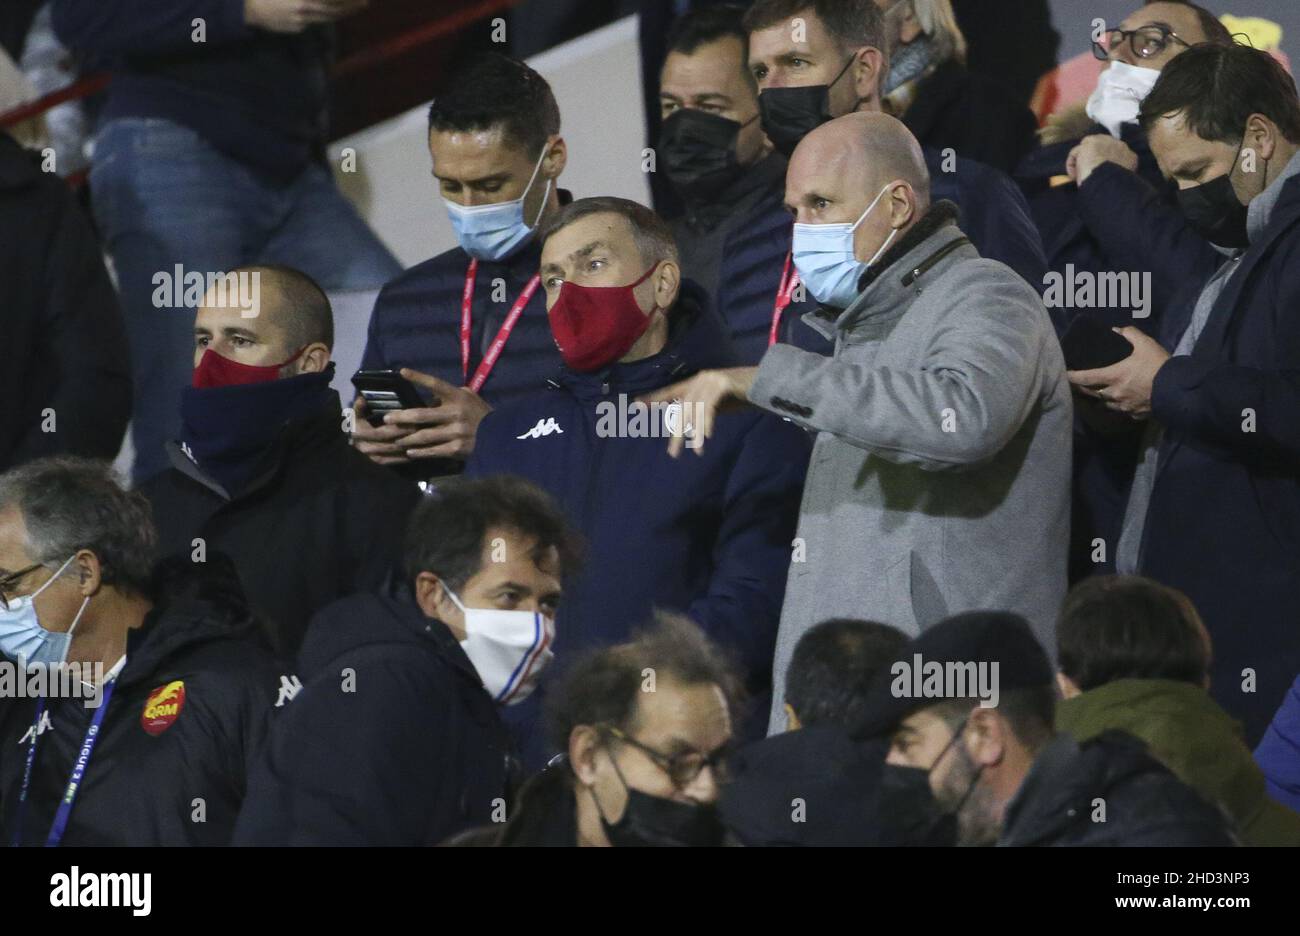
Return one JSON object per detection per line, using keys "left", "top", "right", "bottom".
{"left": 802, "top": 201, "right": 974, "bottom": 340}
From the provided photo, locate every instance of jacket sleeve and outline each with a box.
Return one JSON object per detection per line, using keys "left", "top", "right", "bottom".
{"left": 52, "top": 0, "right": 248, "bottom": 56}
{"left": 10, "top": 181, "right": 131, "bottom": 463}
{"left": 1076, "top": 162, "right": 1223, "bottom": 321}
{"left": 748, "top": 265, "right": 1054, "bottom": 471}
{"left": 1149, "top": 230, "right": 1300, "bottom": 469}
{"left": 232, "top": 654, "right": 450, "bottom": 846}
{"left": 685, "top": 415, "right": 810, "bottom": 683}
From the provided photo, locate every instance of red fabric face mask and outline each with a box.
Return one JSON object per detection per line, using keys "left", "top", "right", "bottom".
{"left": 192, "top": 347, "right": 304, "bottom": 389}
{"left": 547, "top": 264, "right": 659, "bottom": 372}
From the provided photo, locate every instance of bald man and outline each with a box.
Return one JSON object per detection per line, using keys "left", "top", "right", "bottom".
{"left": 139, "top": 266, "right": 420, "bottom": 657}
{"left": 645, "top": 113, "right": 1072, "bottom": 733}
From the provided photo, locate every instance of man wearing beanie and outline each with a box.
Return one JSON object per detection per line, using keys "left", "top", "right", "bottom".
{"left": 856, "top": 610, "right": 1238, "bottom": 846}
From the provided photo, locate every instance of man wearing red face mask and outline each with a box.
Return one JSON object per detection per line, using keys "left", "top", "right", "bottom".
{"left": 138, "top": 265, "right": 420, "bottom": 657}
{"left": 465, "top": 197, "right": 811, "bottom": 769}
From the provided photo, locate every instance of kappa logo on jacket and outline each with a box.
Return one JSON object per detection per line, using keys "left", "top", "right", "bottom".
{"left": 141, "top": 681, "right": 185, "bottom": 736}
{"left": 516, "top": 417, "right": 564, "bottom": 440}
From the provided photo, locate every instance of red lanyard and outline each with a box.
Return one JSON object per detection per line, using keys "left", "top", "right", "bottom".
{"left": 769, "top": 250, "right": 801, "bottom": 347}
{"left": 460, "top": 259, "right": 541, "bottom": 394}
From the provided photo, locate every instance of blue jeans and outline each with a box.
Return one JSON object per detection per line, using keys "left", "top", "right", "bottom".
{"left": 89, "top": 118, "right": 403, "bottom": 483}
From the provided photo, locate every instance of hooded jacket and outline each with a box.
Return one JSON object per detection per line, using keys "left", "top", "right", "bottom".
{"left": 1000, "top": 731, "right": 1238, "bottom": 847}
{"left": 0, "top": 555, "right": 281, "bottom": 846}
{"left": 139, "top": 381, "right": 421, "bottom": 657}
{"left": 0, "top": 130, "right": 130, "bottom": 469}
{"left": 748, "top": 202, "right": 1072, "bottom": 734}
{"left": 1058, "top": 678, "right": 1300, "bottom": 847}
{"left": 233, "top": 585, "right": 513, "bottom": 846}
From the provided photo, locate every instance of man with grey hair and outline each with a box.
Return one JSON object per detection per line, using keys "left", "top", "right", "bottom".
{"left": 645, "top": 113, "right": 1072, "bottom": 734}
{"left": 466, "top": 195, "right": 810, "bottom": 767}
{"left": 0, "top": 456, "right": 279, "bottom": 845}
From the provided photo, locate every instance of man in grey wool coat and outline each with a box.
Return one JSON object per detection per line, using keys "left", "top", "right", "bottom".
{"left": 644, "top": 112, "right": 1072, "bottom": 734}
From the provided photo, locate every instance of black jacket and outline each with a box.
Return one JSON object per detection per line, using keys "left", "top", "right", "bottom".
{"left": 999, "top": 732, "right": 1238, "bottom": 847}
{"left": 1138, "top": 171, "right": 1300, "bottom": 744}
{"left": 0, "top": 131, "right": 130, "bottom": 470}
{"left": 0, "top": 556, "right": 281, "bottom": 846}
{"left": 720, "top": 728, "right": 950, "bottom": 847}
{"left": 140, "top": 392, "right": 421, "bottom": 658}
{"left": 233, "top": 587, "right": 514, "bottom": 846}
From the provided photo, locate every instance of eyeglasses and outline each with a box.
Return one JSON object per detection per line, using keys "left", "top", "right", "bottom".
{"left": 1092, "top": 25, "right": 1191, "bottom": 62}
{"left": 602, "top": 725, "right": 732, "bottom": 788}
{"left": 0, "top": 564, "right": 43, "bottom": 607}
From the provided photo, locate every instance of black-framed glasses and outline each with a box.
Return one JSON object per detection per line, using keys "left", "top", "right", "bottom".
{"left": 602, "top": 725, "right": 732, "bottom": 788}
{"left": 0, "top": 564, "right": 43, "bottom": 607}
{"left": 1092, "top": 25, "right": 1192, "bottom": 61}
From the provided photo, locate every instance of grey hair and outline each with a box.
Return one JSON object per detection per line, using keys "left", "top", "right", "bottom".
{"left": 540, "top": 196, "right": 679, "bottom": 267}
{"left": 0, "top": 457, "right": 157, "bottom": 595}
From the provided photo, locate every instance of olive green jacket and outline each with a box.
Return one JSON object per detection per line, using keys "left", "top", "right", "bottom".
{"left": 1058, "top": 679, "right": 1300, "bottom": 846}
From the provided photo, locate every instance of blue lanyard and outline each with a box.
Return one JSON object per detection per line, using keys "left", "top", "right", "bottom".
{"left": 11, "top": 677, "right": 117, "bottom": 848}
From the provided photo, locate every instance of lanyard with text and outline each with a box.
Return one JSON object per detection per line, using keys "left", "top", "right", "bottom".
{"left": 460, "top": 259, "right": 542, "bottom": 394}
{"left": 769, "top": 250, "right": 801, "bottom": 347}
{"left": 12, "top": 676, "right": 117, "bottom": 847}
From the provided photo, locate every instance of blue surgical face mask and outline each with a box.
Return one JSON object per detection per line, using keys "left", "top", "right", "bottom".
{"left": 791, "top": 182, "right": 901, "bottom": 308}
{"left": 0, "top": 555, "right": 90, "bottom": 667}
{"left": 444, "top": 144, "right": 552, "bottom": 261}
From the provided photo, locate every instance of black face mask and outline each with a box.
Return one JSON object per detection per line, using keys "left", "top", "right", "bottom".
{"left": 757, "top": 56, "right": 857, "bottom": 157}
{"left": 874, "top": 763, "right": 958, "bottom": 847}
{"left": 599, "top": 787, "right": 726, "bottom": 847}
{"left": 594, "top": 750, "right": 726, "bottom": 847}
{"left": 660, "top": 109, "right": 753, "bottom": 201}
{"left": 1178, "top": 172, "right": 1251, "bottom": 249}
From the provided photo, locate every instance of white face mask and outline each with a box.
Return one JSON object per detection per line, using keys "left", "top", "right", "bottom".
{"left": 791, "top": 182, "right": 901, "bottom": 308}
{"left": 444, "top": 587, "right": 555, "bottom": 705}
{"left": 1086, "top": 60, "right": 1161, "bottom": 138}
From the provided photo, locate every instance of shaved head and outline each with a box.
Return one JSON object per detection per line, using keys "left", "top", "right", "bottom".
{"left": 784, "top": 112, "right": 931, "bottom": 273}
{"left": 791, "top": 111, "right": 930, "bottom": 207}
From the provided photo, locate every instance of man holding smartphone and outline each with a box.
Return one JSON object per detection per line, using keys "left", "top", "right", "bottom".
{"left": 351, "top": 54, "right": 573, "bottom": 478}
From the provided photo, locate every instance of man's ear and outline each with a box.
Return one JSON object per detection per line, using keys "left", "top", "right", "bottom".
{"left": 965, "top": 707, "right": 1008, "bottom": 769}
{"left": 1244, "top": 113, "right": 1278, "bottom": 166}
{"left": 652, "top": 259, "right": 681, "bottom": 311}
{"left": 887, "top": 183, "right": 916, "bottom": 229}
{"left": 298, "top": 343, "right": 331, "bottom": 375}
{"left": 413, "top": 571, "right": 447, "bottom": 619}
{"left": 851, "top": 45, "right": 886, "bottom": 106}
{"left": 542, "top": 135, "right": 567, "bottom": 182}
{"left": 570, "top": 725, "right": 602, "bottom": 786}
{"left": 73, "top": 549, "right": 103, "bottom": 597}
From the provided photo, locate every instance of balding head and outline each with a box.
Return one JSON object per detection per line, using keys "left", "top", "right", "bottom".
{"left": 795, "top": 111, "right": 930, "bottom": 204}
{"left": 193, "top": 265, "right": 333, "bottom": 378}
{"left": 784, "top": 113, "right": 931, "bottom": 298}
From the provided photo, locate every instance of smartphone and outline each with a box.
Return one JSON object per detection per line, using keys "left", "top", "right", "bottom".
{"left": 352, "top": 370, "right": 427, "bottom": 427}
{"left": 1059, "top": 314, "right": 1135, "bottom": 371}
